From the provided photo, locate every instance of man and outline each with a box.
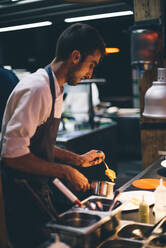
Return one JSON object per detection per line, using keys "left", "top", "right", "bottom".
{"left": 0, "top": 23, "right": 105, "bottom": 248}
{"left": 0, "top": 65, "right": 19, "bottom": 130}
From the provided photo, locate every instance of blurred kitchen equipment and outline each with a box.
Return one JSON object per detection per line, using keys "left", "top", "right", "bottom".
{"left": 144, "top": 215, "right": 166, "bottom": 238}
{"left": 53, "top": 178, "right": 82, "bottom": 207}
{"left": 47, "top": 195, "right": 122, "bottom": 248}
{"left": 143, "top": 68, "right": 166, "bottom": 118}
{"left": 90, "top": 180, "right": 115, "bottom": 197}
{"left": 153, "top": 178, "right": 166, "bottom": 222}
{"left": 131, "top": 28, "right": 160, "bottom": 71}
{"left": 81, "top": 196, "right": 122, "bottom": 212}
{"left": 109, "top": 190, "right": 121, "bottom": 211}
{"left": 142, "top": 216, "right": 166, "bottom": 248}
{"left": 161, "top": 156, "right": 166, "bottom": 167}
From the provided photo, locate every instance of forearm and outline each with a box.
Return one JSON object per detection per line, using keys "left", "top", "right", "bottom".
{"left": 54, "top": 145, "right": 83, "bottom": 166}
{"left": 3, "top": 153, "right": 67, "bottom": 178}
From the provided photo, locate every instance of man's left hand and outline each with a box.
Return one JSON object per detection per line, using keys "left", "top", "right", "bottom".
{"left": 80, "top": 150, "right": 105, "bottom": 167}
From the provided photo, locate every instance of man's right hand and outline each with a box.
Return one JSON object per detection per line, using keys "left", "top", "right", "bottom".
{"left": 65, "top": 166, "right": 90, "bottom": 192}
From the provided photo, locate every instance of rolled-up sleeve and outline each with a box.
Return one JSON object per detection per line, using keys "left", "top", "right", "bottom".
{"left": 1, "top": 81, "right": 51, "bottom": 158}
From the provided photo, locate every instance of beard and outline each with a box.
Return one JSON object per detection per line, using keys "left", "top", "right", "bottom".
{"left": 66, "top": 63, "right": 83, "bottom": 86}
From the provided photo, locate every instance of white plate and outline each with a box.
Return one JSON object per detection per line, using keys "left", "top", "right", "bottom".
{"left": 161, "top": 159, "right": 166, "bottom": 168}
{"left": 118, "top": 190, "right": 155, "bottom": 211}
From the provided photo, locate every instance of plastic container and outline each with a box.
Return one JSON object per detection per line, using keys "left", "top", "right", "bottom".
{"left": 153, "top": 178, "right": 166, "bottom": 222}
{"left": 139, "top": 194, "right": 149, "bottom": 223}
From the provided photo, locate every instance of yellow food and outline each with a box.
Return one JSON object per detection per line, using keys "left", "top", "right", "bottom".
{"left": 105, "top": 168, "right": 116, "bottom": 182}
{"left": 130, "top": 197, "right": 140, "bottom": 206}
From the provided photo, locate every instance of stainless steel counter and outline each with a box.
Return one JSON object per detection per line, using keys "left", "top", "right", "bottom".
{"left": 119, "top": 157, "right": 165, "bottom": 225}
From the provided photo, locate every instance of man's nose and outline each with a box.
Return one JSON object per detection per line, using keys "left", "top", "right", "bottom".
{"left": 85, "top": 69, "right": 93, "bottom": 79}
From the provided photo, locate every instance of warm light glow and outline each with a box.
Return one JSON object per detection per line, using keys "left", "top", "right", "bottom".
{"left": 0, "top": 21, "right": 52, "bottom": 32}
{"left": 105, "top": 47, "right": 120, "bottom": 54}
{"left": 141, "top": 32, "right": 159, "bottom": 41}
{"left": 65, "top": 11, "right": 133, "bottom": 23}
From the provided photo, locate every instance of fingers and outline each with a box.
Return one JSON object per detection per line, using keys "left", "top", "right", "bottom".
{"left": 88, "top": 150, "right": 105, "bottom": 165}
{"left": 80, "top": 150, "right": 105, "bottom": 167}
{"left": 96, "top": 150, "right": 105, "bottom": 160}
{"left": 66, "top": 167, "right": 90, "bottom": 192}
{"left": 90, "top": 157, "right": 103, "bottom": 165}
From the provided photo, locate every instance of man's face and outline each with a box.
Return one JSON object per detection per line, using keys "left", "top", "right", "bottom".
{"left": 67, "top": 49, "right": 102, "bottom": 86}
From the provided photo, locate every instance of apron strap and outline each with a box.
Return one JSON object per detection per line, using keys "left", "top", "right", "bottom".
{"left": 0, "top": 160, "right": 13, "bottom": 248}
{"left": 44, "top": 65, "right": 56, "bottom": 119}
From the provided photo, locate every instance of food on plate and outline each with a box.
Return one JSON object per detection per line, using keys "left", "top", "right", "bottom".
{"left": 130, "top": 197, "right": 140, "bottom": 206}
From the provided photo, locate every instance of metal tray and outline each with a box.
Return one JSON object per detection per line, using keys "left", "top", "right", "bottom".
{"left": 47, "top": 195, "right": 122, "bottom": 248}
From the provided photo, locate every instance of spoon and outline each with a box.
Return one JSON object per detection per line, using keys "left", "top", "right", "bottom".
{"left": 103, "top": 160, "right": 109, "bottom": 170}
{"left": 143, "top": 215, "right": 166, "bottom": 238}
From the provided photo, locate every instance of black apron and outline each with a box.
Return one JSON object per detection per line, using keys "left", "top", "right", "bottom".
{"left": 1, "top": 65, "right": 108, "bottom": 248}
{"left": 1, "top": 65, "right": 62, "bottom": 248}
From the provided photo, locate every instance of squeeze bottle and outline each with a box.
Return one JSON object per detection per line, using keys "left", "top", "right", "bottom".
{"left": 153, "top": 178, "right": 166, "bottom": 222}
{"left": 139, "top": 194, "right": 149, "bottom": 223}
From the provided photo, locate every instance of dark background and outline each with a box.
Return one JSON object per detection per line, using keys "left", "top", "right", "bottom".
{"left": 0, "top": 14, "right": 134, "bottom": 104}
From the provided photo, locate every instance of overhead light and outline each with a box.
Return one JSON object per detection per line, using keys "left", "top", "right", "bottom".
{"left": 0, "top": 21, "right": 52, "bottom": 32}
{"left": 143, "top": 68, "right": 166, "bottom": 118}
{"left": 105, "top": 48, "right": 120, "bottom": 54}
{"left": 64, "top": 10, "right": 133, "bottom": 23}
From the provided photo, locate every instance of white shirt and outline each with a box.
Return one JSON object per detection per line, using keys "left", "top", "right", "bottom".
{"left": 1, "top": 68, "right": 64, "bottom": 158}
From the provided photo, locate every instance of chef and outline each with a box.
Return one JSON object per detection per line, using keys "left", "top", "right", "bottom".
{"left": 0, "top": 23, "right": 105, "bottom": 248}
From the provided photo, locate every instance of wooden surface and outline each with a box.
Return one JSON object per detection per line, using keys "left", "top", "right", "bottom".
{"left": 141, "top": 128, "right": 166, "bottom": 169}
{"left": 134, "top": 0, "right": 161, "bottom": 21}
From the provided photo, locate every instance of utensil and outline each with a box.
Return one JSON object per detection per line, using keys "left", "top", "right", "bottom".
{"left": 53, "top": 178, "right": 82, "bottom": 207}
{"left": 143, "top": 215, "right": 166, "bottom": 238}
{"left": 103, "top": 160, "right": 109, "bottom": 170}
{"left": 109, "top": 190, "right": 121, "bottom": 211}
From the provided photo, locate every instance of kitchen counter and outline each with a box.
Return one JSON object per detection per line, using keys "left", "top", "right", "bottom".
{"left": 95, "top": 157, "right": 166, "bottom": 248}
{"left": 118, "top": 156, "right": 165, "bottom": 224}
{"left": 44, "top": 157, "right": 166, "bottom": 248}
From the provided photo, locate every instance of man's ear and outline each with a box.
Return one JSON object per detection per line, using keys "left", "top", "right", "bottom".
{"left": 72, "top": 50, "right": 81, "bottom": 64}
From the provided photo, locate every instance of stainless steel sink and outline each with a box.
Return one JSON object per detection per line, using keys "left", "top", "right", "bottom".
{"left": 98, "top": 238, "right": 144, "bottom": 248}
{"left": 57, "top": 212, "right": 101, "bottom": 228}
{"left": 117, "top": 223, "right": 153, "bottom": 241}
{"left": 47, "top": 195, "right": 122, "bottom": 248}
{"left": 148, "top": 234, "right": 166, "bottom": 247}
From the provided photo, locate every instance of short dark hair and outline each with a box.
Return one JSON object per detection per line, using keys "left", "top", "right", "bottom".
{"left": 56, "top": 23, "right": 105, "bottom": 61}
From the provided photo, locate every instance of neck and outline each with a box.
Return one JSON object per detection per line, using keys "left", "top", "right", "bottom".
{"left": 50, "top": 58, "right": 68, "bottom": 87}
